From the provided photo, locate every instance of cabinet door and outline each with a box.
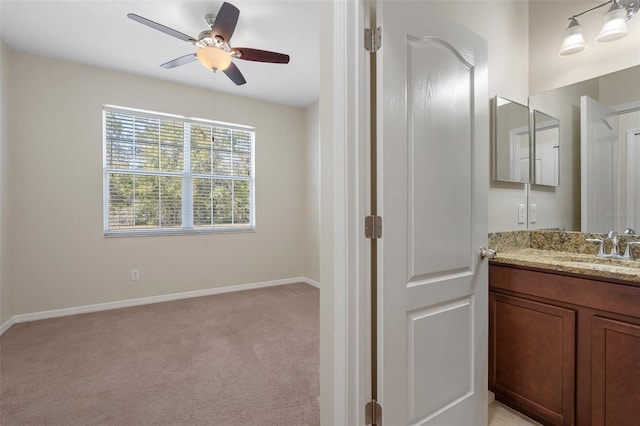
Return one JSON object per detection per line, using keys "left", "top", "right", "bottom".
{"left": 489, "top": 292, "right": 575, "bottom": 425}
{"left": 592, "top": 316, "right": 640, "bottom": 426}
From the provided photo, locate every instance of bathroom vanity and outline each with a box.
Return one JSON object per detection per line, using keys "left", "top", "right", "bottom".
{"left": 489, "top": 248, "right": 640, "bottom": 426}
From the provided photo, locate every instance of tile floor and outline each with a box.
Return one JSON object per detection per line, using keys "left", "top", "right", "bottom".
{"left": 488, "top": 401, "right": 542, "bottom": 426}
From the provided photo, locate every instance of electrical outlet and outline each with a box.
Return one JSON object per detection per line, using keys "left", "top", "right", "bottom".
{"left": 530, "top": 204, "right": 537, "bottom": 223}
{"left": 517, "top": 204, "right": 526, "bottom": 224}
{"left": 131, "top": 269, "right": 140, "bottom": 281}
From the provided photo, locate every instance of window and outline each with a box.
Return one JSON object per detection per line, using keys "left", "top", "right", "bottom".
{"left": 103, "top": 106, "right": 254, "bottom": 235}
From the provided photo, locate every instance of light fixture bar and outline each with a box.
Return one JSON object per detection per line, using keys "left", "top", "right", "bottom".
{"left": 569, "top": 0, "right": 614, "bottom": 20}
{"left": 568, "top": 0, "right": 639, "bottom": 21}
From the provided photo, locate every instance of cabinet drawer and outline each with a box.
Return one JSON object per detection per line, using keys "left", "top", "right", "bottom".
{"left": 490, "top": 264, "right": 640, "bottom": 318}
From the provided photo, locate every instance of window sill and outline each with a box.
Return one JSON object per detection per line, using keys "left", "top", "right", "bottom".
{"left": 104, "top": 226, "right": 256, "bottom": 238}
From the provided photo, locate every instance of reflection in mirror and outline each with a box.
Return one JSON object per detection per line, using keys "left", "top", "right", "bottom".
{"left": 581, "top": 96, "right": 619, "bottom": 233}
{"left": 532, "top": 110, "right": 559, "bottom": 187}
{"left": 582, "top": 95, "right": 640, "bottom": 233}
{"left": 528, "top": 65, "right": 640, "bottom": 233}
{"left": 494, "top": 96, "right": 530, "bottom": 183}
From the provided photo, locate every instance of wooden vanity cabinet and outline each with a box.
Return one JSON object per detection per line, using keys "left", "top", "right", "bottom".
{"left": 489, "top": 264, "right": 640, "bottom": 426}
{"left": 591, "top": 316, "right": 640, "bottom": 426}
{"left": 489, "top": 292, "right": 575, "bottom": 425}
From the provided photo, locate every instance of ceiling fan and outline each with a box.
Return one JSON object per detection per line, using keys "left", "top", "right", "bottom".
{"left": 127, "top": 2, "right": 290, "bottom": 86}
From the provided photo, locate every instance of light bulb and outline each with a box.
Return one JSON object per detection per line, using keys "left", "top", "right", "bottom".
{"left": 596, "top": 6, "right": 629, "bottom": 42}
{"left": 558, "top": 18, "right": 587, "bottom": 56}
{"left": 197, "top": 47, "right": 232, "bottom": 71}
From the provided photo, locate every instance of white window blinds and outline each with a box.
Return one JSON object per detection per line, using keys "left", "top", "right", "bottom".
{"left": 103, "top": 106, "right": 255, "bottom": 235}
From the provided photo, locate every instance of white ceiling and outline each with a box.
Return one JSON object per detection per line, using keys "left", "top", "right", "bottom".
{"left": 0, "top": 0, "right": 320, "bottom": 108}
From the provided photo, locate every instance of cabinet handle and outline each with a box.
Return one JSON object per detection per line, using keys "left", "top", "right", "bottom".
{"left": 479, "top": 247, "right": 497, "bottom": 260}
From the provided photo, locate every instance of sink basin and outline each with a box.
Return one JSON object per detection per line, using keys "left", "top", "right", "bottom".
{"left": 562, "top": 259, "right": 640, "bottom": 275}
{"left": 552, "top": 252, "right": 638, "bottom": 268}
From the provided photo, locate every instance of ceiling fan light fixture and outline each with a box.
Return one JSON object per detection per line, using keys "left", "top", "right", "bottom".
{"left": 128, "top": 2, "right": 289, "bottom": 85}
{"left": 596, "top": 4, "right": 629, "bottom": 42}
{"left": 197, "top": 46, "right": 232, "bottom": 71}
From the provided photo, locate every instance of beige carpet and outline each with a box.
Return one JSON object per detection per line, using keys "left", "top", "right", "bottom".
{"left": 0, "top": 283, "right": 319, "bottom": 426}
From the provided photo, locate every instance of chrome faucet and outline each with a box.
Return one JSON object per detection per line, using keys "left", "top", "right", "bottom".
{"left": 606, "top": 230, "right": 620, "bottom": 258}
{"left": 587, "top": 230, "right": 640, "bottom": 260}
{"left": 585, "top": 228, "right": 640, "bottom": 260}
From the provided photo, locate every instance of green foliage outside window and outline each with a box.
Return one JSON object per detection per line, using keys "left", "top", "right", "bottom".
{"left": 104, "top": 108, "right": 254, "bottom": 233}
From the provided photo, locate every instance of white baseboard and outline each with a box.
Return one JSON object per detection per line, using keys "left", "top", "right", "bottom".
{"left": 0, "top": 316, "right": 16, "bottom": 336}
{"left": 303, "top": 277, "right": 320, "bottom": 288}
{"left": 0, "top": 277, "right": 318, "bottom": 336}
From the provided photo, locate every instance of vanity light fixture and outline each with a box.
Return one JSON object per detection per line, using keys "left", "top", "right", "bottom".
{"left": 558, "top": 0, "right": 639, "bottom": 56}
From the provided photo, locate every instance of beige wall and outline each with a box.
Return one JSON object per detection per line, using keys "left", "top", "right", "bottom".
{"left": 7, "top": 49, "right": 309, "bottom": 315}
{"left": 303, "top": 101, "right": 320, "bottom": 283}
{"left": 432, "top": 1, "right": 529, "bottom": 102}
{"left": 529, "top": 1, "right": 640, "bottom": 96}
{"left": 431, "top": 1, "right": 530, "bottom": 232}
{"left": 599, "top": 66, "right": 640, "bottom": 106}
{"left": 0, "top": 39, "right": 12, "bottom": 324}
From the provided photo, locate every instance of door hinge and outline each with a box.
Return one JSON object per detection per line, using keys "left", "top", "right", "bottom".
{"left": 364, "top": 27, "right": 382, "bottom": 53}
{"left": 365, "top": 215, "right": 382, "bottom": 239}
{"left": 365, "top": 399, "right": 382, "bottom": 425}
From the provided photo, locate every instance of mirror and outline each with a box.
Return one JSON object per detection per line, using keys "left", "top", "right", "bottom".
{"left": 532, "top": 110, "right": 559, "bottom": 186}
{"left": 494, "top": 96, "right": 530, "bottom": 183}
{"left": 528, "top": 65, "right": 640, "bottom": 232}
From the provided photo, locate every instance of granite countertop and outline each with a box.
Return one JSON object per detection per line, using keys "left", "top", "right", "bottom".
{"left": 490, "top": 248, "right": 640, "bottom": 284}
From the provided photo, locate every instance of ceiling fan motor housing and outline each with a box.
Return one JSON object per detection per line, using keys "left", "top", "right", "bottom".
{"left": 195, "top": 31, "right": 240, "bottom": 58}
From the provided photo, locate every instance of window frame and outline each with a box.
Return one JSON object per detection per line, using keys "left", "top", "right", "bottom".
{"left": 102, "top": 105, "right": 255, "bottom": 237}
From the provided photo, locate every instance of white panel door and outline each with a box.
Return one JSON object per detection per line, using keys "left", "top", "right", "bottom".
{"left": 377, "top": 1, "right": 489, "bottom": 425}
{"left": 581, "top": 96, "right": 619, "bottom": 233}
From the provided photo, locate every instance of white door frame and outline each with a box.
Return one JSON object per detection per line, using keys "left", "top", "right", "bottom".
{"left": 321, "top": 1, "right": 492, "bottom": 424}
{"left": 318, "top": 0, "right": 369, "bottom": 425}
{"left": 626, "top": 129, "right": 640, "bottom": 231}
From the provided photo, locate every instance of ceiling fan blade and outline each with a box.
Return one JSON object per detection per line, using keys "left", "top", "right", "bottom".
{"left": 231, "top": 48, "right": 290, "bottom": 64}
{"left": 160, "top": 53, "right": 198, "bottom": 69}
{"left": 223, "top": 62, "right": 246, "bottom": 86}
{"left": 211, "top": 2, "right": 240, "bottom": 42}
{"left": 127, "top": 13, "right": 196, "bottom": 43}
